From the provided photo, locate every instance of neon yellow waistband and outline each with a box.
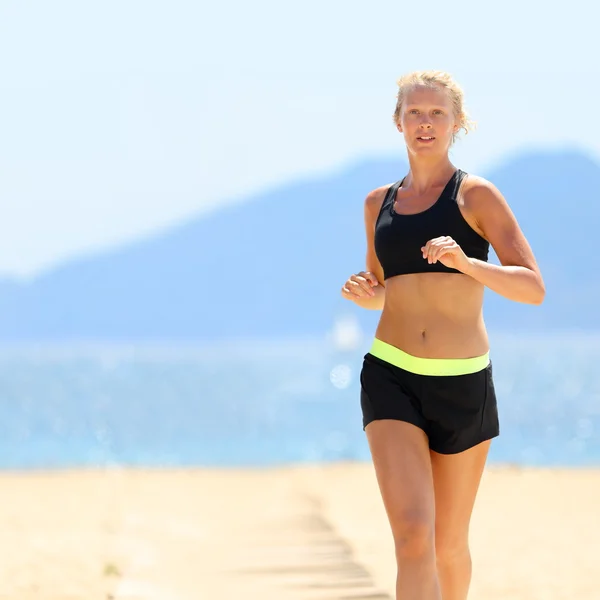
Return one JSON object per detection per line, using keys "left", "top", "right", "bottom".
{"left": 369, "top": 338, "right": 490, "bottom": 376}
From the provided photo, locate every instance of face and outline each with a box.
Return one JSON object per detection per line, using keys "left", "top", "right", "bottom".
{"left": 397, "top": 85, "right": 459, "bottom": 155}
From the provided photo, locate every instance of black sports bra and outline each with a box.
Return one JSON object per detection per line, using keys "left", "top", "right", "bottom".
{"left": 373, "top": 169, "right": 489, "bottom": 280}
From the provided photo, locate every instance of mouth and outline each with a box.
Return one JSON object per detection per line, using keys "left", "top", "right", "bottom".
{"left": 417, "top": 136, "right": 436, "bottom": 142}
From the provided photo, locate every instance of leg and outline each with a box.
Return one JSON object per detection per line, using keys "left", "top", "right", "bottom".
{"left": 431, "top": 440, "right": 491, "bottom": 600}
{"left": 366, "top": 420, "right": 442, "bottom": 600}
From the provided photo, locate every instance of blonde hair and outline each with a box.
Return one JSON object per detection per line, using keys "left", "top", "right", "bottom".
{"left": 392, "top": 71, "right": 476, "bottom": 143}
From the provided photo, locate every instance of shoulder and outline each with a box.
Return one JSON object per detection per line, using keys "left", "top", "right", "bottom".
{"left": 366, "top": 183, "right": 394, "bottom": 206}
{"left": 459, "top": 173, "right": 513, "bottom": 220}
{"left": 460, "top": 173, "right": 505, "bottom": 206}
{"left": 364, "top": 183, "right": 394, "bottom": 218}
{"left": 459, "top": 172, "right": 522, "bottom": 240}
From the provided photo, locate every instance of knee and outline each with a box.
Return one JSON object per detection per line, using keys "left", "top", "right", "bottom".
{"left": 435, "top": 531, "right": 470, "bottom": 566}
{"left": 391, "top": 510, "right": 435, "bottom": 559}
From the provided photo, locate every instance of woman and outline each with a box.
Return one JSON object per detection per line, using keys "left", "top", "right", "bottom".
{"left": 341, "top": 71, "right": 545, "bottom": 600}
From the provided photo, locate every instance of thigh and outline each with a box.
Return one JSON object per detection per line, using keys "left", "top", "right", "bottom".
{"left": 365, "top": 420, "right": 436, "bottom": 535}
{"left": 430, "top": 441, "right": 491, "bottom": 548}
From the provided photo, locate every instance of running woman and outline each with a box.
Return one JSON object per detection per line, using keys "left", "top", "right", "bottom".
{"left": 341, "top": 70, "right": 545, "bottom": 600}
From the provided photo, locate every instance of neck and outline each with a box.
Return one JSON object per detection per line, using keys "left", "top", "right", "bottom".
{"left": 404, "top": 153, "right": 456, "bottom": 194}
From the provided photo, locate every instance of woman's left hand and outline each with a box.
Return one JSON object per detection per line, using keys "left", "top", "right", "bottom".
{"left": 422, "top": 236, "right": 472, "bottom": 273}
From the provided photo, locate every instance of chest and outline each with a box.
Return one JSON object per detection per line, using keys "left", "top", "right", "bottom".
{"left": 393, "top": 188, "right": 446, "bottom": 216}
{"left": 375, "top": 203, "right": 457, "bottom": 252}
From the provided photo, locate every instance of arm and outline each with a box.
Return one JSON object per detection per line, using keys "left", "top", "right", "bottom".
{"left": 340, "top": 187, "right": 387, "bottom": 310}
{"left": 462, "top": 178, "right": 545, "bottom": 305}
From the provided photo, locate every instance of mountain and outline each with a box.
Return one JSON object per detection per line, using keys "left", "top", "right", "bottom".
{"left": 0, "top": 149, "right": 596, "bottom": 341}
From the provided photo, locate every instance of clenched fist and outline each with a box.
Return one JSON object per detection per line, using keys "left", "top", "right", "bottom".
{"left": 422, "top": 236, "right": 471, "bottom": 273}
{"left": 341, "top": 271, "right": 379, "bottom": 300}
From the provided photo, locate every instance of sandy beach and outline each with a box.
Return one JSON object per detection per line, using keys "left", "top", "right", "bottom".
{"left": 0, "top": 463, "right": 598, "bottom": 599}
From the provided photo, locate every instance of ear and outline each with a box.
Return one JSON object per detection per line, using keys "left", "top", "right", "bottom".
{"left": 396, "top": 122, "right": 403, "bottom": 133}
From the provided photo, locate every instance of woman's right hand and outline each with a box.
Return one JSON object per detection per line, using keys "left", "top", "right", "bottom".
{"left": 341, "top": 271, "right": 379, "bottom": 301}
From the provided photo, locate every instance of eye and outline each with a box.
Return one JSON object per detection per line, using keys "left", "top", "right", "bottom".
{"left": 433, "top": 109, "right": 444, "bottom": 115}
{"left": 409, "top": 109, "right": 420, "bottom": 115}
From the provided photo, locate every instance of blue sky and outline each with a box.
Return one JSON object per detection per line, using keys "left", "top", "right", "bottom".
{"left": 0, "top": 0, "right": 596, "bottom": 277}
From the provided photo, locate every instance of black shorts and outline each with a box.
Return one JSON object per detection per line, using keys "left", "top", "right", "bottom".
{"left": 359, "top": 347, "right": 500, "bottom": 455}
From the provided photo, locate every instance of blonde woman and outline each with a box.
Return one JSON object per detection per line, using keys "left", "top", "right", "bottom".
{"left": 341, "top": 71, "right": 545, "bottom": 600}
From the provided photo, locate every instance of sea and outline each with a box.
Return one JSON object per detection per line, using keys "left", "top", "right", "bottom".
{"left": 0, "top": 328, "right": 598, "bottom": 470}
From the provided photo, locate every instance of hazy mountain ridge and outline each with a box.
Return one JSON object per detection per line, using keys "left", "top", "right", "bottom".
{"left": 0, "top": 149, "right": 595, "bottom": 341}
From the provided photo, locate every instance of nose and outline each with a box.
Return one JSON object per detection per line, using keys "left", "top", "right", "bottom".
{"left": 419, "top": 118, "right": 432, "bottom": 129}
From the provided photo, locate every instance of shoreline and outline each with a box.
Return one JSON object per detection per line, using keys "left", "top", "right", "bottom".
{"left": 1, "top": 459, "right": 598, "bottom": 474}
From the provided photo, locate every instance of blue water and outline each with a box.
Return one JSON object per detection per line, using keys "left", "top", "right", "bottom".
{"left": 0, "top": 332, "right": 598, "bottom": 469}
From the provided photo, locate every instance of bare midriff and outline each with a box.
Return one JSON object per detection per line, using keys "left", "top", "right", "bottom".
{"left": 375, "top": 272, "right": 489, "bottom": 359}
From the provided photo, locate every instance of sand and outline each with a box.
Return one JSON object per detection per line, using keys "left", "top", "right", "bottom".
{"left": 0, "top": 463, "right": 598, "bottom": 599}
